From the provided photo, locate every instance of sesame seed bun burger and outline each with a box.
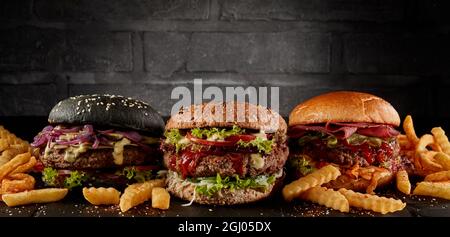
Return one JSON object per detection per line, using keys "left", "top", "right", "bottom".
{"left": 287, "top": 91, "right": 408, "bottom": 193}
{"left": 31, "top": 94, "right": 165, "bottom": 190}
{"left": 161, "top": 101, "right": 288, "bottom": 205}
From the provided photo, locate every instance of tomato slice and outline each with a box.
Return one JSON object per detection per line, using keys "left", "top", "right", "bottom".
{"left": 186, "top": 133, "right": 256, "bottom": 146}
{"left": 225, "top": 134, "right": 256, "bottom": 143}
{"left": 186, "top": 132, "right": 235, "bottom": 146}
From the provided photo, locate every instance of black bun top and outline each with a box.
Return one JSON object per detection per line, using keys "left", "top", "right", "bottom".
{"left": 48, "top": 94, "right": 165, "bottom": 135}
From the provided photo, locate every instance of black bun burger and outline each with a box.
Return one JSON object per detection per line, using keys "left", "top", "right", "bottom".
{"left": 31, "top": 94, "right": 165, "bottom": 189}
{"left": 161, "top": 101, "right": 289, "bottom": 205}
{"left": 287, "top": 91, "right": 410, "bottom": 193}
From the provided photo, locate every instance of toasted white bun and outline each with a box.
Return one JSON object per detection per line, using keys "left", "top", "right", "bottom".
{"left": 166, "top": 101, "right": 287, "bottom": 133}
{"left": 289, "top": 91, "right": 400, "bottom": 126}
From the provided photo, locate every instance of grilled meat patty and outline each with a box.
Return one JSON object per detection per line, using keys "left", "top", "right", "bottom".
{"left": 41, "top": 146, "right": 160, "bottom": 169}
{"left": 291, "top": 138, "right": 400, "bottom": 170}
{"left": 163, "top": 143, "right": 288, "bottom": 178}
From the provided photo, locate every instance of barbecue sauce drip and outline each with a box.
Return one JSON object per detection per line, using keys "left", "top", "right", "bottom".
{"left": 171, "top": 150, "right": 245, "bottom": 178}
{"left": 311, "top": 139, "right": 394, "bottom": 166}
{"left": 342, "top": 141, "right": 394, "bottom": 165}
{"left": 229, "top": 153, "right": 244, "bottom": 176}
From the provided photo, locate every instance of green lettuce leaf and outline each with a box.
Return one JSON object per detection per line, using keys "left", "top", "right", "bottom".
{"left": 236, "top": 137, "right": 273, "bottom": 154}
{"left": 64, "top": 171, "right": 87, "bottom": 189}
{"left": 42, "top": 167, "right": 58, "bottom": 186}
{"left": 164, "top": 129, "right": 188, "bottom": 153}
{"left": 289, "top": 155, "right": 315, "bottom": 176}
{"left": 120, "top": 167, "right": 161, "bottom": 183}
{"left": 190, "top": 125, "right": 244, "bottom": 140}
{"left": 192, "top": 173, "right": 276, "bottom": 197}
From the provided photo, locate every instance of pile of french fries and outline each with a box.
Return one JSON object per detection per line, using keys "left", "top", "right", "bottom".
{"left": 0, "top": 126, "right": 68, "bottom": 207}
{"left": 398, "top": 115, "right": 450, "bottom": 200}
{"left": 282, "top": 165, "right": 406, "bottom": 214}
{"left": 82, "top": 179, "right": 170, "bottom": 212}
{"left": 0, "top": 125, "right": 171, "bottom": 212}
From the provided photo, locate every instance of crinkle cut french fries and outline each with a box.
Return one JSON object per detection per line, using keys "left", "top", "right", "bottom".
{"left": 282, "top": 165, "right": 340, "bottom": 202}
{"left": 119, "top": 179, "right": 165, "bottom": 212}
{"left": 83, "top": 187, "right": 121, "bottom": 205}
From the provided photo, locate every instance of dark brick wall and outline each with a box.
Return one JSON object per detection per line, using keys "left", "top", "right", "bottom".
{"left": 0, "top": 0, "right": 449, "bottom": 128}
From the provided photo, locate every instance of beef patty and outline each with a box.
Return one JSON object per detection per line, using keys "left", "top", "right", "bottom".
{"left": 164, "top": 143, "right": 289, "bottom": 178}
{"left": 41, "top": 146, "right": 161, "bottom": 169}
{"left": 292, "top": 139, "right": 400, "bottom": 169}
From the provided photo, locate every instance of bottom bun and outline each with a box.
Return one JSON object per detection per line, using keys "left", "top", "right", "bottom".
{"left": 166, "top": 170, "right": 284, "bottom": 205}
{"left": 324, "top": 171, "right": 394, "bottom": 192}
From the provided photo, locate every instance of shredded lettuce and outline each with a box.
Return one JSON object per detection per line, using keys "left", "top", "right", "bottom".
{"left": 64, "top": 171, "right": 87, "bottom": 189}
{"left": 191, "top": 173, "right": 277, "bottom": 197}
{"left": 42, "top": 167, "right": 58, "bottom": 186}
{"left": 164, "top": 129, "right": 188, "bottom": 153}
{"left": 236, "top": 137, "right": 273, "bottom": 154}
{"left": 120, "top": 167, "right": 163, "bottom": 183}
{"left": 190, "top": 125, "right": 244, "bottom": 140}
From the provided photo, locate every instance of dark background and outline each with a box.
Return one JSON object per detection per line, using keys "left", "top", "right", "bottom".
{"left": 1, "top": 0, "right": 450, "bottom": 136}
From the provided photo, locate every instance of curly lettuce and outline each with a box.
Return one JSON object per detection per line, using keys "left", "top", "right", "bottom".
{"left": 164, "top": 129, "right": 189, "bottom": 153}
{"left": 120, "top": 167, "right": 165, "bottom": 183}
{"left": 290, "top": 155, "right": 316, "bottom": 176}
{"left": 192, "top": 173, "right": 277, "bottom": 197}
{"left": 236, "top": 137, "right": 273, "bottom": 154}
{"left": 64, "top": 171, "right": 87, "bottom": 189}
{"left": 42, "top": 167, "right": 58, "bottom": 186}
{"left": 190, "top": 125, "right": 244, "bottom": 140}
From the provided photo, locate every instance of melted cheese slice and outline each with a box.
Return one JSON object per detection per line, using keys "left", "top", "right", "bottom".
{"left": 63, "top": 143, "right": 90, "bottom": 162}
{"left": 113, "top": 138, "right": 131, "bottom": 165}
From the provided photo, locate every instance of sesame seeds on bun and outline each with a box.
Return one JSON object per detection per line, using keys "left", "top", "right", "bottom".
{"left": 48, "top": 94, "right": 165, "bottom": 135}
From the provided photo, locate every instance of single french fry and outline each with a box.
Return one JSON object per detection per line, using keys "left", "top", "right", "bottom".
{"left": 419, "top": 151, "right": 443, "bottom": 172}
{"left": 413, "top": 182, "right": 450, "bottom": 200}
{"left": 396, "top": 170, "right": 411, "bottom": 195}
{"left": 398, "top": 135, "right": 413, "bottom": 149}
{"left": 299, "top": 186, "right": 349, "bottom": 213}
{"left": 0, "top": 138, "right": 8, "bottom": 152}
{"left": 283, "top": 165, "right": 341, "bottom": 201}
{"left": 434, "top": 152, "right": 450, "bottom": 170}
{"left": 424, "top": 170, "right": 450, "bottom": 182}
{"left": 2, "top": 188, "right": 68, "bottom": 207}
{"left": 432, "top": 127, "right": 450, "bottom": 155}
{"left": 416, "top": 134, "right": 435, "bottom": 153}
{"left": 83, "top": 187, "right": 121, "bottom": 205}
{"left": 151, "top": 187, "right": 170, "bottom": 210}
{"left": 404, "top": 115, "right": 420, "bottom": 145}
{"left": 338, "top": 188, "right": 406, "bottom": 214}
